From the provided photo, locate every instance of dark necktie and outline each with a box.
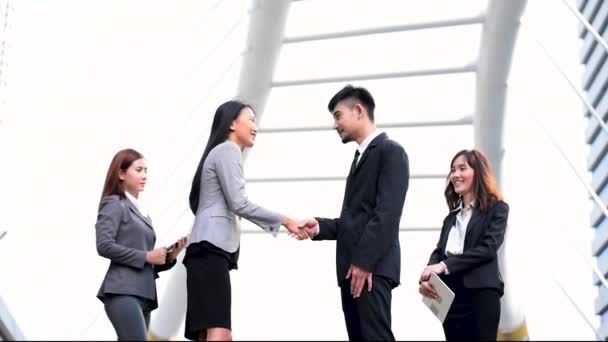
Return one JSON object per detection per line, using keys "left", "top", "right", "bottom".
{"left": 349, "top": 150, "right": 360, "bottom": 175}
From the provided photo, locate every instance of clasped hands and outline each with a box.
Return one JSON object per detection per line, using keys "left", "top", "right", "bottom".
{"left": 282, "top": 217, "right": 320, "bottom": 240}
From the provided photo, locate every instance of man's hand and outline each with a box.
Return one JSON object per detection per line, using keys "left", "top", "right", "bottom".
{"left": 346, "top": 264, "right": 373, "bottom": 298}
{"left": 292, "top": 218, "right": 319, "bottom": 240}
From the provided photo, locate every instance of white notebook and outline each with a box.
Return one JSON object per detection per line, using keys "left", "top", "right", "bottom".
{"left": 421, "top": 273, "right": 455, "bottom": 324}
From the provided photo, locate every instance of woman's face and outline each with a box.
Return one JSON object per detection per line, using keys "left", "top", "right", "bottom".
{"left": 230, "top": 107, "right": 257, "bottom": 148}
{"left": 449, "top": 154, "right": 474, "bottom": 197}
{"left": 120, "top": 158, "right": 147, "bottom": 197}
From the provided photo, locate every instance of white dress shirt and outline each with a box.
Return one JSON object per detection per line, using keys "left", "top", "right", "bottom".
{"left": 441, "top": 201, "right": 474, "bottom": 274}
{"left": 125, "top": 191, "right": 149, "bottom": 218}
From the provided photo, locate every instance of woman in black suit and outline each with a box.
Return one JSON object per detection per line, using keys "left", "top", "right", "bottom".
{"left": 419, "top": 149, "right": 509, "bottom": 341}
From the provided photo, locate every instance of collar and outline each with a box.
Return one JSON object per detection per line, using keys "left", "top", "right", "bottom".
{"left": 357, "top": 129, "right": 382, "bottom": 156}
{"left": 125, "top": 192, "right": 143, "bottom": 212}
{"left": 451, "top": 199, "right": 475, "bottom": 213}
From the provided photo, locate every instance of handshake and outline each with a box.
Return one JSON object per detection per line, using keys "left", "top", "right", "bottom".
{"left": 282, "top": 217, "right": 319, "bottom": 240}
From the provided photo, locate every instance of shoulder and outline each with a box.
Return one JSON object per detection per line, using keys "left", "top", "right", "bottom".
{"left": 492, "top": 200, "right": 509, "bottom": 211}
{"left": 100, "top": 194, "right": 122, "bottom": 206}
{"left": 98, "top": 195, "right": 126, "bottom": 215}
{"left": 209, "top": 141, "right": 241, "bottom": 161}
{"left": 488, "top": 200, "right": 509, "bottom": 218}
{"left": 378, "top": 137, "right": 408, "bottom": 165}
{"left": 442, "top": 210, "right": 456, "bottom": 225}
{"left": 379, "top": 137, "right": 406, "bottom": 155}
{"left": 378, "top": 138, "right": 405, "bottom": 153}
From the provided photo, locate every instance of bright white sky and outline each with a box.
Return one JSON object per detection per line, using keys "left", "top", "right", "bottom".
{"left": 0, "top": 0, "right": 600, "bottom": 340}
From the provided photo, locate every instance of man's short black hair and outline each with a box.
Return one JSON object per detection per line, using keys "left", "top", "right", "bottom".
{"left": 327, "top": 85, "right": 376, "bottom": 122}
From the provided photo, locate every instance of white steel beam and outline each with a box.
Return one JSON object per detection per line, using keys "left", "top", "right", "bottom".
{"left": 236, "top": 0, "right": 291, "bottom": 125}
{"left": 475, "top": 0, "right": 526, "bottom": 185}
{"left": 273, "top": 64, "right": 476, "bottom": 87}
{"left": 246, "top": 174, "right": 446, "bottom": 183}
{"left": 475, "top": 1, "right": 528, "bottom": 340}
{"left": 258, "top": 117, "right": 473, "bottom": 133}
{"left": 284, "top": 15, "right": 485, "bottom": 43}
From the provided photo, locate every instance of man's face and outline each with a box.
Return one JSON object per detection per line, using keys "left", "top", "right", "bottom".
{"left": 331, "top": 100, "right": 361, "bottom": 144}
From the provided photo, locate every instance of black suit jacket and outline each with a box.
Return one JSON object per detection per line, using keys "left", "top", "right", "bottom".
{"left": 427, "top": 200, "right": 509, "bottom": 295}
{"left": 314, "top": 133, "right": 409, "bottom": 287}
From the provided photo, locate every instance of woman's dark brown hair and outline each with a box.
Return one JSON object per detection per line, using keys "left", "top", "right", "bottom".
{"left": 444, "top": 149, "right": 503, "bottom": 212}
{"left": 101, "top": 148, "right": 144, "bottom": 201}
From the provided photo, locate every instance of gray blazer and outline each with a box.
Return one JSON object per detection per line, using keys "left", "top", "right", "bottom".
{"left": 95, "top": 195, "right": 174, "bottom": 310}
{"left": 190, "top": 140, "right": 282, "bottom": 252}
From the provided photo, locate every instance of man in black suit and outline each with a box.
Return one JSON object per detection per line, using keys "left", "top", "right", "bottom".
{"left": 299, "top": 85, "right": 409, "bottom": 341}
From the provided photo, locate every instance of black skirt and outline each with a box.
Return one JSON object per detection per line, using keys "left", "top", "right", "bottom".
{"left": 183, "top": 241, "right": 239, "bottom": 340}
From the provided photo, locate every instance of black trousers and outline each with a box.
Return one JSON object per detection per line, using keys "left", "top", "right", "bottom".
{"left": 442, "top": 275, "right": 501, "bottom": 342}
{"left": 340, "top": 275, "right": 395, "bottom": 341}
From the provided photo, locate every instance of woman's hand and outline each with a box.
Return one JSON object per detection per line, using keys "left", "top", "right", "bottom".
{"left": 419, "top": 281, "right": 438, "bottom": 299}
{"left": 166, "top": 236, "right": 188, "bottom": 262}
{"left": 146, "top": 247, "right": 167, "bottom": 265}
{"left": 282, "top": 216, "right": 308, "bottom": 240}
{"left": 419, "top": 262, "right": 446, "bottom": 283}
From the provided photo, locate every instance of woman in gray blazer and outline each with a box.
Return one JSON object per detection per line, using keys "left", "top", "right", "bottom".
{"left": 184, "top": 100, "right": 306, "bottom": 341}
{"left": 96, "top": 148, "right": 188, "bottom": 341}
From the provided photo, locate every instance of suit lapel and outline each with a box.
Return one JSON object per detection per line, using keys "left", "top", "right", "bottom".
{"left": 344, "top": 133, "right": 387, "bottom": 199}
{"left": 464, "top": 210, "right": 482, "bottom": 246}
{"left": 440, "top": 214, "right": 458, "bottom": 252}
{"left": 124, "top": 198, "right": 154, "bottom": 229}
{"left": 352, "top": 133, "right": 387, "bottom": 175}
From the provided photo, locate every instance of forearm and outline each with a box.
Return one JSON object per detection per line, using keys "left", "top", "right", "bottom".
{"left": 97, "top": 241, "right": 147, "bottom": 269}
{"left": 427, "top": 247, "right": 442, "bottom": 266}
{"left": 351, "top": 221, "right": 398, "bottom": 270}
{"left": 314, "top": 217, "right": 338, "bottom": 240}
{"left": 445, "top": 203, "right": 508, "bottom": 274}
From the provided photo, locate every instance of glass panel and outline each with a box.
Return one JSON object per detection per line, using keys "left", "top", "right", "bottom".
{"left": 261, "top": 73, "right": 475, "bottom": 128}
{"left": 274, "top": 25, "right": 482, "bottom": 81}
{"left": 285, "top": 0, "right": 488, "bottom": 37}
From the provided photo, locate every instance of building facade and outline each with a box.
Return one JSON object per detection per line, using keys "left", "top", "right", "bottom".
{"left": 578, "top": 0, "right": 608, "bottom": 338}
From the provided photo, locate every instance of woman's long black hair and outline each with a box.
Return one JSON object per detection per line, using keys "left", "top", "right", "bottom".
{"left": 189, "top": 100, "right": 252, "bottom": 214}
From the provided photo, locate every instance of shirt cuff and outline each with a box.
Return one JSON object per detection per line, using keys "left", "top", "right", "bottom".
{"left": 440, "top": 261, "right": 449, "bottom": 275}
{"left": 268, "top": 224, "right": 280, "bottom": 237}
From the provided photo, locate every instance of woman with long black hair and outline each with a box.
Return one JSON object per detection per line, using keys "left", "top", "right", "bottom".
{"left": 184, "top": 100, "right": 306, "bottom": 341}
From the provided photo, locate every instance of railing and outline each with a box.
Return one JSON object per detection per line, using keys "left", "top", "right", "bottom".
{"left": 0, "top": 295, "right": 25, "bottom": 341}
